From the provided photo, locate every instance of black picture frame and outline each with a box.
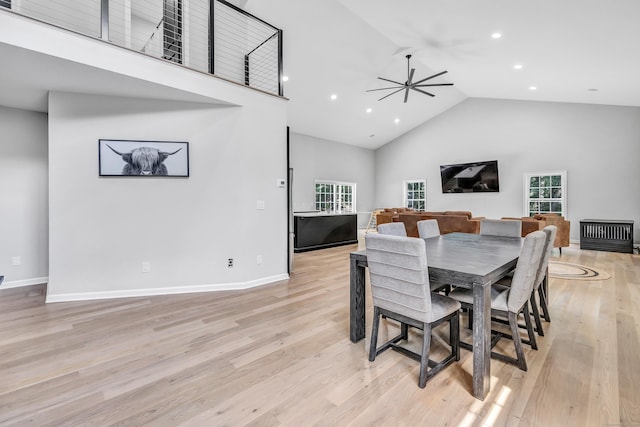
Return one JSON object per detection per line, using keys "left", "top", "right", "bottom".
{"left": 99, "top": 139, "right": 189, "bottom": 177}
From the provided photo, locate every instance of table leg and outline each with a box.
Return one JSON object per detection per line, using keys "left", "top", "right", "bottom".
{"left": 350, "top": 257, "right": 366, "bottom": 343}
{"left": 472, "top": 281, "right": 491, "bottom": 400}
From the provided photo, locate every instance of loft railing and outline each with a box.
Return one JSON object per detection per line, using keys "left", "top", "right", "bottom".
{"left": 1, "top": 0, "right": 283, "bottom": 97}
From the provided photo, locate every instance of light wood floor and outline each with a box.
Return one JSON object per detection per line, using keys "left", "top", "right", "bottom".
{"left": 1, "top": 238, "right": 639, "bottom": 426}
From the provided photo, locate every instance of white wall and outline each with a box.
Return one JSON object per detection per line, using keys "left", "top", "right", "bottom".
{"left": 0, "top": 106, "right": 48, "bottom": 287}
{"left": 376, "top": 98, "right": 640, "bottom": 243}
{"left": 290, "top": 132, "right": 375, "bottom": 227}
{"left": 47, "top": 91, "right": 288, "bottom": 301}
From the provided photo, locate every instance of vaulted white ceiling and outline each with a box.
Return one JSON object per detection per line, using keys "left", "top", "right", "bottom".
{"left": 2, "top": 1, "right": 639, "bottom": 151}
{"left": 245, "top": 0, "right": 640, "bottom": 148}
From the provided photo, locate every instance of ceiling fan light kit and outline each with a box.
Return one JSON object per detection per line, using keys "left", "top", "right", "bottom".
{"left": 366, "top": 54, "right": 453, "bottom": 103}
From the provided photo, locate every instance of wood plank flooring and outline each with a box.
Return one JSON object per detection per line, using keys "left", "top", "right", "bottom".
{"left": 1, "top": 237, "right": 639, "bottom": 426}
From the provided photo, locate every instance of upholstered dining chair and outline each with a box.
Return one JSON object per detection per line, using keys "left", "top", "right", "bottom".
{"left": 417, "top": 219, "right": 441, "bottom": 239}
{"left": 448, "top": 230, "right": 546, "bottom": 371}
{"left": 365, "top": 233, "right": 460, "bottom": 388}
{"left": 377, "top": 222, "right": 407, "bottom": 236}
{"left": 480, "top": 219, "right": 522, "bottom": 237}
{"left": 496, "top": 225, "right": 557, "bottom": 336}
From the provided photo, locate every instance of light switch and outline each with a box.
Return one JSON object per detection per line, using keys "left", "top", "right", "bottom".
{"left": 256, "top": 200, "right": 265, "bottom": 210}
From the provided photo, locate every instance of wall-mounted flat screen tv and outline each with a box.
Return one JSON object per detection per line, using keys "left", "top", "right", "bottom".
{"left": 440, "top": 160, "right": 500, "bottom": 193}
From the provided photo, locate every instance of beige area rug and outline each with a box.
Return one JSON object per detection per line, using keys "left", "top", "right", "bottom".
{"left": 548, "top": 261, "right": 611, "bottom": 281}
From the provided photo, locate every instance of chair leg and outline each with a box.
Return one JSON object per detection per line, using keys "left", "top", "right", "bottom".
{"left": 401, "top": 322, "right": 409, "bottom": 340}
{"left": 451, "top": 311, "right": 460, "bottom": 361}
{"left": 530, "top": 292, "right": 544, "bottom": 336}
{"left": 369, "top": 306, "right": 381, "bottom": 362}
{"left": 418, "top": 323, "right": 432, "bottom": 388}
{"left": 508, "top": 311, "right": 528, "bottom": 371}
{"left": 538, "top": 286, "right": 551, "bottom": 322}
{"left": 522, "top": 303, "right": 538, "bottom": 351}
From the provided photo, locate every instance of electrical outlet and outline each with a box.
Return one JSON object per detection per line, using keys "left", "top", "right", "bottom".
{"left": 227, "top": 258, "right": 234, "bottom": 268}
{"left": 11, "top": 256, "right": 21, "bottom": 266}
{"left": 142, "top": 262, "right": 151, "bottom": 273}
{"left": 257, "top": 254, "right": 263, "bottom": 265}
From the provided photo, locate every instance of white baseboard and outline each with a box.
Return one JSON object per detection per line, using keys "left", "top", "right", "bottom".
{"left": 45, "top": 273, "right": 290, "bottom": 303}
{"left": 1, "top": 277, "right": 48, "bottom": 289}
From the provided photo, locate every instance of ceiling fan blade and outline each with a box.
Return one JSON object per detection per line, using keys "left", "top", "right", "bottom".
{"left": 407, "top": 68, "right": 415, "bottom": 86}
{"left": 377, "top": 76, "right": 406, "bottom": 86}
{"left": 404, "top": 87, "right": 410, "bottom": 103}
{"left": 413, "top": 70, "right": 449, "bottom": 85}
{"left": 414, "top": 83, "right": 455, "bottom": 87}
{"left": 412, "top": 87, "right": 435, "bottom": 97}
{"left": 378, "top": 87, "right": 405, "bottom": 101}
{"left": 366, "top": 85, "right": 404, "bottom": 92}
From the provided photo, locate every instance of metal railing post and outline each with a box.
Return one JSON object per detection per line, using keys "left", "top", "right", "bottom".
{"left": 278, "top": 29, "right": 283, "bottom": 96}
{"left": 100, "top": 0, "right": 109, "bottom": 41}
{"left": 209, "top": 0, "right": 215, "bottom": 74}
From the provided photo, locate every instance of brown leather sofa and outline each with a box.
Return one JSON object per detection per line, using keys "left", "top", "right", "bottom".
{"left": 534, "top": 214, "right": 571, "bottom": 250}
{"left": 398, "top": 211, "right": 484, "bottom": 237}
{"left": 377, "top": 209, "right": 570, "bottom": 249}
{"left": 376, "top": 208, "right": 414, "bottom": 226}
{"left": 503, "top": 214, "right": 570, "bottom": 250}
{"left": 502, "top": 217, "right": 546, "bottom": 237}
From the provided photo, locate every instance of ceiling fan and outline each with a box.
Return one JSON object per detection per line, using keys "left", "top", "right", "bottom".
{"left": 366, "top": 54, "right": 453, "bottom": 103}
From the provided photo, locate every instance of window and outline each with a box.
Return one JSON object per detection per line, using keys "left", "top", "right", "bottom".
{"left": 524, "top": 171, "right": 567, "bottom": 217}
{"left": 315, "top": 181, "right": 356, "bottom": 213}
{"left": 0, "top": 0, "right": 10, "bottom": 8}
{"left": 404, "top": 180, "right": 426, "bottom": 211}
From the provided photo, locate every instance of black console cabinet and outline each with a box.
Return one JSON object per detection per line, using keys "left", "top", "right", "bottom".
{"left": 294, "top": 213, "right": 357, "bottom": 252}
{"left": 580, "top": 219, "right": 634, "bottom": 253}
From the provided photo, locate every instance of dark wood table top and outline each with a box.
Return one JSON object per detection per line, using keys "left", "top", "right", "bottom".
{"left": 352, "top": 232, "right": 524, "bottom": 287}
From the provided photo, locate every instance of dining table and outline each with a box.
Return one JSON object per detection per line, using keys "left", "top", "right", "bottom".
{"left": 349, "top": 232, "right": 524, "bottom": 400}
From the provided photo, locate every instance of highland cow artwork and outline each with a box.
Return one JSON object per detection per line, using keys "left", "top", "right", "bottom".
{"left": 99, "top": 139, "right": 189, "bottom": 177}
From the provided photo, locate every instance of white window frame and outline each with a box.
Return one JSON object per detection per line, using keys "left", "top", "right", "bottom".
{"left": 403, "top": 179, "right": 426, "bottom": 211}
{"left": 523, "top": 171, "right": 567, "bottom": 218}
{"left": 314, "top": 180, "right": 356, "bottom": 213}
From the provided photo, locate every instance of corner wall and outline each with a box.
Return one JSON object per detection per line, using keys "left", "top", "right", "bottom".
{"left": 375, "top": 98, "right": 640, "bottom": 242}
{"left": 0, "top": 106, "right": 48, "bottom": 287}
{"left": 290, "top": 132, "right": 375, "bottom": 227}
{"left": 47, "top": 91, "right": 288, "bottom": 301}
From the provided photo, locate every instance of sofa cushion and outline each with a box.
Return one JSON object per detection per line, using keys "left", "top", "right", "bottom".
{"left": 443, "top": 211, "right": 473, "bottom": 219}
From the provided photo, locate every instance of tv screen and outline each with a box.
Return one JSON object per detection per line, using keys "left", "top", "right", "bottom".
{"left": 440, "top": 160, "right": 500, "bottom": 193}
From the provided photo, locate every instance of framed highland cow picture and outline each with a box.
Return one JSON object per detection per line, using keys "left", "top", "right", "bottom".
{"left": 99, "top": 139, "right": 189, "bottom": 177}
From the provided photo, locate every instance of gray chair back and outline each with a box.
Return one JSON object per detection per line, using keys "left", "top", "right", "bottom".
{"left": 480, "top": 219, "right": 522, "bottom": 237}
{"left": 417, "top": 219, "right": 440, "bottom": 239}
{"left": 377, "top": 222, "right": 407, "bottom": 236}
{"left": 533, "top": 225, "right": 557, "bottom": 290}
{"left": 365, "top": 233, "right": 433, "bottom": 322}
{"left": 507, "top": 230, "right": 546, "bottom": 312}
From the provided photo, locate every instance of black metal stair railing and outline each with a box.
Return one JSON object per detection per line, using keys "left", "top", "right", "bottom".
{"left": 1, "top": 0, "right": 283, "bottom": 97}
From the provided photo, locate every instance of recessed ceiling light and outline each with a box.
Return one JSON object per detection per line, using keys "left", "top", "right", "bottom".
{"left": 513, "top": 64, "right": 523, "bottom": 70}
{"left": 491, "top": 32, "right": 502, "bottom": 39}
{"left": 394, "top": 118, "right": 400, "bottom": 124}
{"left": 330, "top": 94, "right": 337, "bottom": 100}
{"left": 529, "top": 86, "right": 537, "bottom": 91}
{"left": 366, "top": 108, "right": 372, "bottom": 113}
{"left": 282, "top": 75, "right": 289, "bottom": 82}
